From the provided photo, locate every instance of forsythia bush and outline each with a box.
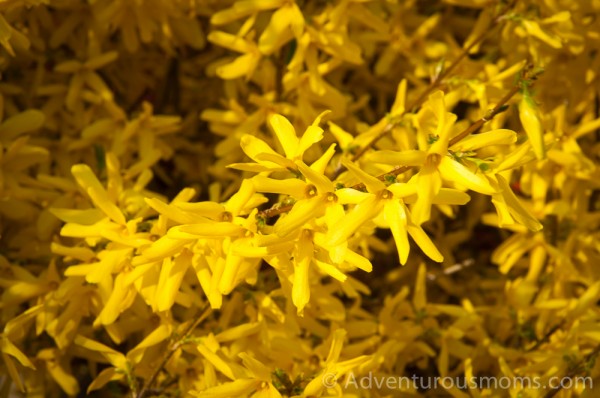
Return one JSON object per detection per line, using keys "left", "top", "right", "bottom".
{"left": 1, "top": 0, "right": 600, "bottom": 397}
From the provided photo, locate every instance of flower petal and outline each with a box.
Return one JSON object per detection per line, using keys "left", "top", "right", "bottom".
{"left": 439, "top": 156, "right": 496, "bottom": 195}
{"left": 384, "top": 201, "right": 409, "bottom": 265}
{"left": 268, "top": 114, "right": 298, "bottom": 159}
{"left": 341, "top": 157, "right": 386, "bottom": 193}
{"left": 450, "top": 129, "right": 516, "bottom": 151}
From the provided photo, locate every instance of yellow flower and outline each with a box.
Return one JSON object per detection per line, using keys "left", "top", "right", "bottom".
{"left": 74, "top": 335, "right": 129, "bottom": 393}
{"left": 367, "top": 91, "right": 497, "bottom": 226}
{"left": 37, "top": 348, "right": 80, "bottom": 396}
{"left": 230, "top": 111, "right": 329, "bottom": 173}
{"left": 332, "top": 158, "right": 468, "bottom": 264}
{"left": 193, "top": 352, "right": 283, "bottom": 398}
{"left": 208, "top": 30, "right": 262, "bottom": 80}
{"left": 518, "top": 89, "right": 546, "bottom": 160}
{"left": 303, "top": 329, "right": 371, "bottom": 397}
{"left": 54, "top": 51, "right": 118, "bottom": 111}
{"left": 211, "top": 0, "right": 304, "bottom": 55}
{"left": 0, "top": 306, "right": 36, "bottom": 392}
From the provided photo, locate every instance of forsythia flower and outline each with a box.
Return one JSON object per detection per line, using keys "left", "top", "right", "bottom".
{"left": 2, "top": 0, "right": 600, "bottom": 397}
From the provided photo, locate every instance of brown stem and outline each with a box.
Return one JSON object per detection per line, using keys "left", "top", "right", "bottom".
{"left": 349, "top": 165, "right": 413, "bottom": 191}
{"left": 348, "top": 0, "right": 518, "bottom": 165}
{"left": 259, "top": 203, "right": 295, "bottom": 220}
{"left": 136, "top": 305, "right": 212, "bottom": 398}
{"left": 448, "top": 84, "right": 521, "bottom": 147}
{"left": 527, "top": 320, "right": 565, "bottom": 352}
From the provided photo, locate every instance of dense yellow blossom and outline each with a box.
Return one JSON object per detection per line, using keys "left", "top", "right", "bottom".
{"left": 1, "top": 0, "right": 600, "bottom": 397}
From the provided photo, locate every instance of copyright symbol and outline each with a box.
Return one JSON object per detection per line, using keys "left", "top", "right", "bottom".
{"left": 322, "top": 372, "right": 337, "bottom": 388}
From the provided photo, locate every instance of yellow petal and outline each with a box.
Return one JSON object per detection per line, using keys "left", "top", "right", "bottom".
{"left": 211, "top": 7, "right": 254, "bottom": 26}
{"left": 207, "top": 31, "right": 254, "bottom": 53}
{"left": 2, "top": 354, "right": 25, "bottom": 392}
{"left": 343, "top": 249, "right": 373, "bottom": 272}
{"left": 87, "top": 367, "right": 123, "bottom": 393}
{"left": 523, "top": 20, "right": 562, "bottom": 48}
{"left": 0, "top": 109, "right": 45, "bottom": 141}
{"left": 193, "top": 256, "right": 222, "bottom": 309}
{"left": 328, "top": 122, "right": 354, "bottom": 149}
{"left": 268, "top": 114, "right": 298, "bottom": 159}
{"left": 232, "top": 240, "right": 294, "bottom": 258}
{"left": 71, "top": 164, "right": 125, "bottom": 224}
{"left": 97, "top": 273, "right": 130, "bottom": 325}
{"left": 310, "top": 143, "right": 336, "bottom": 175}
{"left": 293, "top": 234, "right": 313, "bottom": 314}
{"left": 193, "top": 379, "right": 259, "bottom": 398}
{"left": 391, "top": 79, "right": 408, "bottom": 114}
{"left": 226, "top": 178, "right": 255, "bottom": 216}
{"left": 335, "top": 188, "right": 371, "bottom": 204}
{"left": 296, "top": 161, "right": 333, "bottom": 193}
{"left": 175, "top": 222, "right": 243, "bottom": 237}
{"left": 254, "top": 152, "right": 296, "bottom": 169}
{"left": 66, "top": 73, "right": 84, "bottom": 111}
{"left": 315, "top": 259, "right": 347, "bottom": 282}
{"left": 216, "top": 322, "right": 262, "bottom": 343}
{"left": 327, "top": 195, "right": 382, "bottom": 246}
{"left": 0, "top": 14, "right": 14, "bottom": 56}
{"left": 219, "top": 251, "right": 244, "bottom": 295}
{"left": 46, "top": 358, "right": 80, "bottom": 395}
{"left": 518, "top": 94, "right": 546, "bottom": 160}
{"left": 495, "top": 140, "right": 535, "bottom": 172}
{"left": 74, "top": 335, "right": 127, "bottom": 369}
{"left": 326, "top": 328, "right": 347, "bottom": 365}
{"left": 258, "top": 5, "right": 297, "bottom": 55}
{"left": 413, "top": 263, "right": 428, "bottom": 310}
{"left": 387, "top": 183, "right": 419, "bottom": 198}
{"left": 252, "top": 175, "right": 306, "bottom": 197}
{"left": 366, "top": 149, "right": 427, "bottom": 166}
{"left": 240, "top": 134, "right": 280, "bottom": 165}
{"left": 411, "top": 165, "right": 441, "bottom": 225}
{"left": 439, "top": 157, "right": 496, "bottom": 195}
{"left": 274, "top": 196, "right": 324, "bottom": 237}
{"left": 297, "top": 125, "right": 324, "bottom": 157}
{"left": 146, "top": 197, "right": 198, "bottom": 224}
{"left": 341, "top": 157, "right": 386, "bottom": 193}
{"left": 134, "top": 236, "right": 189, "bottom": 265}
{"left": 216, "top": 53, "right": 259, "bottom": 80}
{"left": 496, "top": 174, "right": 542, "bottom": 231}
{"left": 84, "top": 51, "right": 118, "bottom": 69}
{"left": 450, "top": 129, "right": 516, "bottom": 151}
{"left": 87, "top": 186, "right": 126, "bottom": 225}
{"left": 196, "top": 340, "right": 237, "bottom": 381}
{"left": 156, "top": 250, "right": 191, "bottom": 311}
{"left": 432, "top": 188, "right": 471, "bottom": 205}
{"left": 128, "top": 324, "right": 171, "bottom": 363}
{"left": 1, "top": 337, "right": 35, "bottom": 369}
{"left": 406, "top": 220, "right": 443, "bottom": 263}
{"left": 384, "top": 201, "right": 409, "bottom": 265}
{"left": 490, "top": 197, "right": 517, "bottom": 227}
{"left": 170, "top": 16, "right": 206, "bottom": 49}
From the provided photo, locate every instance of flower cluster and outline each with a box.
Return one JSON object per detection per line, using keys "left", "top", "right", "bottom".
{"left": 1, "top": 0, "right": 600, "bottom": 397}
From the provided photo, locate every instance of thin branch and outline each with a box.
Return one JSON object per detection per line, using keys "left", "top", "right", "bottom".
{"left": 349, "top": 165, "right": 413, "bottom": 192}
{"left": 527, "top": 320, "right": 566, "bottom": 352}
{"left": 136, "top": 305, "right": 212, "bottom": 398}
{"left": 448, "top": 84, "right": 522, "bottom": 148}
{"left": 259, "top": 203, "right": 295, "bottom": 220}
